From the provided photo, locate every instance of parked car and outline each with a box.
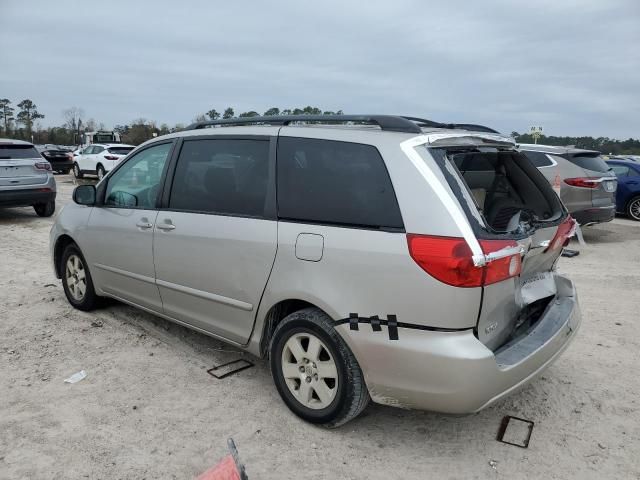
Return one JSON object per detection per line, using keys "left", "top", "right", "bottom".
{"left": 73, "top": 143, "right": 135, "bottom": 180}
{"left": 38, "top": 144, "right": 74, "bottom": 174}
{"left": 605, "top": 158, "right": 640, "bottom": 221}
{"left": 1, "top": 138, "right": 56, "bottom": 216}
{"left": 519, "top": 144, "right": 617, "bottom": 225}
{"left": 50, "top": 115, "right": 581, "bottom": 426}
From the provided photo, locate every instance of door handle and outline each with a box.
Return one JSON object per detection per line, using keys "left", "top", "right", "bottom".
{"left": 136, "top": 219, "right": 153, "bottom": 229}
{"left": 157, "top": 220, "right": 176, "bottom": 231}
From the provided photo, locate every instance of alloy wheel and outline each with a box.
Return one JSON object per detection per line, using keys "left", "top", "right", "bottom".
{"left": 630, "top": 198, "right": 640, "bottom": 221}
{"left": 281, "top": 333, "right": 338, "bottom": 410}
{"left": 65, "top": 254, "right": 87, "bottom": 301}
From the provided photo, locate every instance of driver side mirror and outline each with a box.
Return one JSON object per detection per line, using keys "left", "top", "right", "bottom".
{"left": 73, "top": 185, "right": 96, "bottom": 206}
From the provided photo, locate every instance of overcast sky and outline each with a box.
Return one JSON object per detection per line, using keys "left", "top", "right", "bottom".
{"left": 1, "top": 0, "right": 638, "bottom": 138}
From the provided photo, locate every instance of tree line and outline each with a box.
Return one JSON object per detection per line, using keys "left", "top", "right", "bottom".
{"left": 2, "top": 96, "right": 638, "bottom": 153}
{"left": 511, "top": 132, "right": 640, "bottom": 156}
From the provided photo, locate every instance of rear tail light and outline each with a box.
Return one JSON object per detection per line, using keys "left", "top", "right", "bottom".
{"left": 104, "top": 155, "right": 119, "bottom": 160}
{"left": 35, "top": 162, "right": 52, "bottom": 171}
{"left": 564, "top": 177, "right": 599, "bottom": 188}
{"left": 407, "top": 235, "right": 522, "bottom": 288}
{"left": 545, "top": 216, "right": 577, "bottom": 252}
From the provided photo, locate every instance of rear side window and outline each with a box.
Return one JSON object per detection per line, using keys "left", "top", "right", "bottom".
{"left": 609, "top": 165, "right": 630, "bottom": 177}
{"left": 0, "top": 145, "right": 40, "bottom": 159}
{"left": 568, "top": 154, "right": 610, "bottom": 173}
{"left": 169, "top": 139, "right": 270, "bottom": 217}
{"left": 522, "top": 150, "right": 553, "bottom": 167}
{"left": 108, "top": 147, "right": 134, "bottom": 155}
{"left": 277, "top": 137, "right": 403, "bottom": 229}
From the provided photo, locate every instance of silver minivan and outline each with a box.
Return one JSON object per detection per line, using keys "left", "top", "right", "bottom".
{"left": 50, "top": 115, "right": 581, "bottom": 426}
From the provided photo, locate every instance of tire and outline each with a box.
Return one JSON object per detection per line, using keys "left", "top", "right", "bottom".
{"left": 60, "top": 244, "right": 99, "bottom": 311}
{"left": 63, "top": 168, "right": 71, "bottom": 175}
{"left": 270, "top": 307, "right": 370, "bottom": 427}
{"left": 96, "top": 164, "right": 106, "bottom": 181}
{"left": 33, "top": 200, "right": 55, "bottom": 217}
{"left": 626, "top": 196, "right": 640, "bottom": 221}
{"left": 73, "top": 163, "right": 83, "bottom": 179}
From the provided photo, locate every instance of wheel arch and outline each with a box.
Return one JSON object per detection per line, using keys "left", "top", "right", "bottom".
{"left": 257, "top": 299, "right": 334, "bottom": 358}
{"left": 53, "top": 234, "right": 77, "bottom": 278}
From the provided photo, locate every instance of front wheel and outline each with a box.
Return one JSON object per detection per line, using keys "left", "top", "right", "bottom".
{"left": 627, "top": 196, "right": 640, "bottom": 221}
{"left": 73, "top": 163, "right": 83, "bottom": 179}
{"left": 33, "top": 200, "right": 55, "bottom": 217}
{"left": 96, "top": 164, "right": 106, "bottom": 181}
{"left": 270, "top": 307, "right": 370, "bottom": 427}
{"left": 61, "top": 244, "right": 99, "bottom": 311}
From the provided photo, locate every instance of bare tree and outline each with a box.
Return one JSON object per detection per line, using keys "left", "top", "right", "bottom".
{"left": 63, "top": 107, "right": 84, "bottom": 144}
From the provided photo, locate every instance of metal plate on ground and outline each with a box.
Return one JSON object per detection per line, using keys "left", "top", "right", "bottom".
{"left": 496, "top": 415, "right": 534, "bottom": 448}
{"left": 206, "top": 359, "right": 254, "bottom": 379}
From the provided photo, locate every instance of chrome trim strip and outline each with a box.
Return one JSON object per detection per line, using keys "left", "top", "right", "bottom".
{"left": 155, "top": 278, "right": 253, "bottom": 311}
{"left": 93, "top": 263, "right": 156, "bottom": 285}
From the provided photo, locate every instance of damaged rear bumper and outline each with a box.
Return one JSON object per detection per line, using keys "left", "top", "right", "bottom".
{"left": 338, "top": 273, "right": 581, "bottom": 413}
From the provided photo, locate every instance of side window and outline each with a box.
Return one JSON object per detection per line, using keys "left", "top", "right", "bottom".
{"left": 522, "top": 150, "right": 553, "bottom": 167}
{"left": 610, "top": 165, "right": 629, "bottom": 177}
{"left": 82, "top": 146, "right": 94, "bottom": 154}
{"left": 277, "top": 137, "right": 403, "bottom": 229}
{"left": 169, "top": 139, "right": 270, "bottom": 217}
{"left": 93, "top": 146, "right": 105, "bottom": 154}
{"left": 104, "top": 142, "right": 172, "bottom": 209}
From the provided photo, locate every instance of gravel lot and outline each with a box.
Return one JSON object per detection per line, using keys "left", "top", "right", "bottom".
{"left": 1, "top": 174, "right": 639, "bottom": 479}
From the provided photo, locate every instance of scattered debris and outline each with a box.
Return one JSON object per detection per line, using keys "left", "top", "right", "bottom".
{"left": 496, "top": 415, "right": 534, "bottom": 448}
{"left": 64, "top": 370, "right": 87, "bottom": 384}
{"left": 597, "top": 443, "right": 606, "bottom": 450}
{"left": 207, "top": 359, "right": 254, "bottom": 379}
{"left": 488, "top": 460, "right": 498, "bottom": 470}
{"left": 132, "top": 405, "right": 137, "bottom": 410}
{"left": 561, "top": 249, "right": 580, "bottom": 258}
{"left": 44, "top": 283, "right": 56, "bottom": 288}
{"left": 615, "top": 322, "right": 622, "bottom": 326}
{"left": 91, "top": 320, "right": 104, "bottom": 328}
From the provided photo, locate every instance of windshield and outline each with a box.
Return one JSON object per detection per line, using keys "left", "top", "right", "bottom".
{"left": 0, "top": 145, "right": 41, "bottom": 159}
{"left": 434, "top": 147, "right": 563, "bottom": 234}
{"left": 94, "top": 133, "right": 116, "bottom": 143}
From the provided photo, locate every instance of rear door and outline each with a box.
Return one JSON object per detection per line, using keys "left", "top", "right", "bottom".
{"left": 153, "top": 136, "right": 277, "bottom": 344}
{"left": 442, "top": 147, "right": 569, "bottom": 350}
{"left": 0, "top": 144, "right": 49, "bottom": 187}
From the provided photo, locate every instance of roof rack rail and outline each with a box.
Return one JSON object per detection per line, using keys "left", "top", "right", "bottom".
{"left": 401, "top": 116, "right": 499, "bottom": 134}
{"left": 185, "top": 115, "right": 423, "bottom": 134}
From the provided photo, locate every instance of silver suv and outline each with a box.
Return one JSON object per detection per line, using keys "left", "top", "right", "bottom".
{"left": 519, "top": 144, "right": 617, "bottom": 225}
{"left": 1, "top": 138, "right": 56, "bottom": 216}
{"left": 50, "top": 115, "right": 581, "bottom": 426}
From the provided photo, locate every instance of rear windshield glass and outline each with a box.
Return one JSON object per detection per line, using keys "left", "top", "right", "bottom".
{"left": 568, "top": 154, "right": 610, "bottom": 173}
{"left": 0, "top": 145, "right": 41, "bottom": 159}
{"left": 108, "top": 147, "right": 134, "bottom": 155}
{"left": 439, "top": 148, "right": 561, "bottom": 233}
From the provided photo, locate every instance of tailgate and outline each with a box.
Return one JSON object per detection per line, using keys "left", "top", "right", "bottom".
{"left": 0, "top": 160, "right": 48, "bottom": 186}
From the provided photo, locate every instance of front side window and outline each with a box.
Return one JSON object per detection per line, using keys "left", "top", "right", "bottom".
{"left": 82, "top": 146, "right": 94, "bottom": 154}
{"left": 277, "top": 137, "right": 403, "bottom": 229}
{"left": 104, "top": 142, "right": 172, "bottom": 208}
{"left": 169, "top": 139, "right": 270, "bottom": 217}
{"left": 93, "top": 146, "right": 105, "bottom": 154}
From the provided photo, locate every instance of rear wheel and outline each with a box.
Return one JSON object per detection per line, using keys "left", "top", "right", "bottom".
{"left": 33, "top": 200, "right": 55, "bottom": 217}
{"left": 96, "top": 164, "right": 106, "bottom": 181}
{"left": 61, "top": 244, "right": 99, "bottom": 311}
{"left": 73, "top": 163, "right": 83, "bottom": 179}
{"left": 627, "top": 196, "right": 640, "bottom": 221}
{"left": 270, "top": 307, "right": 370, "bottom": 427}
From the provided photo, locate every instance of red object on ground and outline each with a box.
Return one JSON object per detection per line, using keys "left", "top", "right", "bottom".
{"left": 196, "top": 455, "right": 241, "bottom": 480}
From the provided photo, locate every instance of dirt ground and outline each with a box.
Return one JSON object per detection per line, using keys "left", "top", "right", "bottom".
{"left": 1, "top": 174, "right": 639, "bottom": 480}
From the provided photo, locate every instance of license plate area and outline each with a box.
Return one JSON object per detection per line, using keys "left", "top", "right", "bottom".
{"left": 603, "top": 180, "right": 616, "bottom": 192}
{"left": 519, "top": 271, "right": 556, "bottom": 305}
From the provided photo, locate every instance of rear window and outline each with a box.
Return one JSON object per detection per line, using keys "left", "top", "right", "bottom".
{"left": 108, "top": 147, "right": 134, "bottom": 156}
{"left": 0, "top": 144, "right": 41, "bottom": 159}
{"left": 568, "top": 153, "right": 610, "bottom": 173}
{"left": 522, "top": 150, "right": 553, "bottom": 167}
{"left": 277, "top": 137, "right": 403, "bottom": 229}
{"left": 441, "top": 148, "right": 562, "bottom": 233}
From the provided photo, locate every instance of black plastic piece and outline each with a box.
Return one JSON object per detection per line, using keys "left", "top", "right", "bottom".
{"left": 387, "top": 315, "right": 399, "bottom": 340}
{"left": 349, "top": 312, "right": 360, "bottom": 331}
{"left": 227, "top": 438, "right": 249, "bottom": 480}
{"left": 185, "top": 115, "right": 422, "bottom": 134}
{"left": 496, "top": 415, "right": 534, "bottom": 448}
{"left": 207, "top": 359, "right": 254, "bottom": 379}
{"left": 561, "top": 249, "right": 580, "bottom": 258}
{"left": 370, "top": 315, "right": 382, "bottom": 332}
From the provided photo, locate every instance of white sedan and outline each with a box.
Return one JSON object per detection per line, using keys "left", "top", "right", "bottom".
{"left": 73, "top": 143, "right": 134, "bottom": 180}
